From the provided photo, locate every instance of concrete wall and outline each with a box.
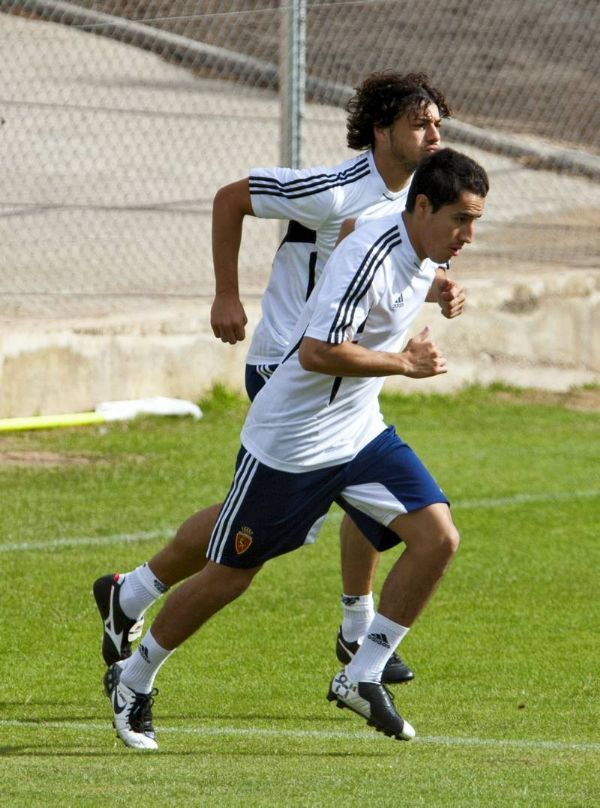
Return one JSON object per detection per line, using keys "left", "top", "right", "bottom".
{"left": 1, "top": 268, "right": 598, "bottom": 418}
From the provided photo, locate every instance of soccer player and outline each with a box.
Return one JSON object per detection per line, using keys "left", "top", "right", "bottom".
{"left": 102, "top": 147, "right": 489, "bottom": 749}
{"left": 93, "top": 71, "right": 465, "bottom": 689}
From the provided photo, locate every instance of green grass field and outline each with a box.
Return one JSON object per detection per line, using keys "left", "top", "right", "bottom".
{"left": 0, "top": 386, "right": 598, "bottom": 806}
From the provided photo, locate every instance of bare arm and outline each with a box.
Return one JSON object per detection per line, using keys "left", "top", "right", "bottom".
{"left": 426, "top": 267, "right": 466, "bottom": 319}
{"left": 298, "top": 327, "right": 447, "bottom": 379}
{"left": 210, "top": 178, "right": 254, "bottom": 344}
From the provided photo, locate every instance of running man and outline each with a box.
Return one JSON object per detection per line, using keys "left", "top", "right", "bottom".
{"left": 93, "top": 71, "right": 465, "bottom": 688}
{"left": 102, "top": 148, "right": 489, "bottom": 749}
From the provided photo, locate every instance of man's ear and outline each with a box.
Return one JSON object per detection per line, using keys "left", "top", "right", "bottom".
{"left": 415, "top": 193, "right": 432, "bottom": 218}
{"left": 373, "top": 125, "right": 388, "bottom": 148}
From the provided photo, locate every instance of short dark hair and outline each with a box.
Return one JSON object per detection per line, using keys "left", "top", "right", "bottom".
{"left": 346, "top": 71, "right": 450, "bottom": 151}
{"left": 405, "top": 148, "right": 489, "bottom": 212}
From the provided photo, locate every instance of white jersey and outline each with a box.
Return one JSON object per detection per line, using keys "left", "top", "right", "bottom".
{"left": 246, "top": 150, "right": 410, "bottom": 364}
{"left": 354, "top": 192, "right": 412, "bottom": 227}
{"left": 241, "top": 212, "right": 437, "bottom": 472}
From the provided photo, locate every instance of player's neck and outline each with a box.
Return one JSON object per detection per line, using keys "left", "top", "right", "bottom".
{"left": 401, "top": 211, "right": 427, "bottom": 261}
{"left": 372, "top": 149, "right": 413, "bottom": 193}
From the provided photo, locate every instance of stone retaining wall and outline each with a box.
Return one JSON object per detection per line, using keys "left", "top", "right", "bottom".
{"left": 1, "top": 270, "right": 597, "bottom": 418}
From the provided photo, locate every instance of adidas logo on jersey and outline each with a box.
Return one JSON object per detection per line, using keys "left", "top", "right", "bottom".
{"left": 391, "top": 294, "right": 404, "bottom": 309}
{"left": 367, "top": 632, "right": 391, "bottom": 648}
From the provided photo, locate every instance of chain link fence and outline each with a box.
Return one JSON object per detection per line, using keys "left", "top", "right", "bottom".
{"left": 1, "top": 0, "right": 599, "bottom": 319}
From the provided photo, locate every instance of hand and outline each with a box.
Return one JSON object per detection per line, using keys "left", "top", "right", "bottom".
{"left": 438, "top": 279, "right": 466, "bottom": 319}
{"left": 401, "top": 326, "right": 447, "bottom": 378}
{"left": 210, "top": 293, "right": 248, "bottom": 344}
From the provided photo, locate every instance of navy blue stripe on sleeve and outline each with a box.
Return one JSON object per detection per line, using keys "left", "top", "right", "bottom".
{"left": 327, "top": 226, "right": 402, "bottom": 344}
{"left": 249, "top": 157, "right": 371, "bottom": 200}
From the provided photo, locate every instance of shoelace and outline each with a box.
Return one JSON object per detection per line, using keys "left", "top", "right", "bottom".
{"left": 381, "top": 682, "right": 395, "bottom": 703}
{"left": 130, "top": 688, "right": 159, "bottom": 732}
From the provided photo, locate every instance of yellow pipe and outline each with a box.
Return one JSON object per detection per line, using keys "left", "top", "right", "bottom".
{"left": 0, "top": 412, "right": 106, "bottom": 433}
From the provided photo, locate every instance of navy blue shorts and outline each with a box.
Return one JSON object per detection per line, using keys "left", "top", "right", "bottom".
{"left": 207, "top": 425, "right": 449, "bottom": 568}
{"left": 244, "top": 363, "right": 279, "bottom": 401}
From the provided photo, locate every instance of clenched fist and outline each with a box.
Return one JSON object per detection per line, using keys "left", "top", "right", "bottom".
{"left": 438, "top": 279, "right": 466, "bottom": 319}
{"left": 210, "top": 293, "right": 248, "bottom": 344}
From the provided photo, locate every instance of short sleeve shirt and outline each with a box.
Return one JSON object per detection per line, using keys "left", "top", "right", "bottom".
{"left": 241, "top": 213, "right": 437, "bottom": 472}
{"left": 246, "top": 152, "right": 411, "bottom": 364}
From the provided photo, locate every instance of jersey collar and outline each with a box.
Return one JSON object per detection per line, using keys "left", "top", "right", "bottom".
{"left": 367, "top": 149, "right": 412, "bottom": 201}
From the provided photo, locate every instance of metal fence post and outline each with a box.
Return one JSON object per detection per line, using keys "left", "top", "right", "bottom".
{"left": 280, "top": 0, "right": 306, "bottom": 169}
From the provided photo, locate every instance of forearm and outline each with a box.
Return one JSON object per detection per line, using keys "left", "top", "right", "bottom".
{"left": 299, "top": 338, "right": 410, "bottom": 377}
{"left": 212, "top": 180, "right": 253, "bottom": 296}
{"left": 210, "top": 180, "right": 253, "bottom": 343}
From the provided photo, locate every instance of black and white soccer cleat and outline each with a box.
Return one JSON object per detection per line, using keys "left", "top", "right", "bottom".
{"left": 327, "top": 670, "right": 415, "bottom": 741}
{"left": 335, "top": 627, "right": 415, "bottom": 684}
{"left": 103, "top": 662, "right": 158, "bottom": 750}
{"left": 93, "top": 573, "right": 144, "bottom": 667}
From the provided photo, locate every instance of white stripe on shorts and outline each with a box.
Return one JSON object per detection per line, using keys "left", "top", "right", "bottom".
{"left": 340, "top": 482, "right": 407, "bottom": 526}
{"left": 256, "top": 364, "right": 276, "bottom": 382}
{"left": 303, "top": 514, "right": 328, "bottom": 545}
{"left": 208, "top": 452, "right": 259, "bottom": 563}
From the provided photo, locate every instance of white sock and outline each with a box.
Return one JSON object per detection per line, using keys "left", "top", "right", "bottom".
{"left": 119, "top": 629, "right": 174, "bottom": 694}
{"left": 346, "top": 613, "right": 410, "bottom": 683}
{"left": 340, "top": 593, "right": 375, "bottom": 643}
{"left": 118, "top": 563, "right": 169, "bottom": 620}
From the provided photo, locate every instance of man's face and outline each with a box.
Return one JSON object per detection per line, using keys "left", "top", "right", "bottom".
{"left": 417, "top": 191, "right": 486, "bottom": 264}
{"left": 377, "top": 103, "right": 442, "bottom": 170}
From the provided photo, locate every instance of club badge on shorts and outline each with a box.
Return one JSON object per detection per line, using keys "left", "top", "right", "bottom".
{"left": 235, "top": 526, "right": 254, "bottom": 555}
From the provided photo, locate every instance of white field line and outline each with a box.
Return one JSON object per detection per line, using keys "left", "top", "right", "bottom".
{"left": 1, "top": 489, "right": 599, "bottom": 554}
{"left": 454, "top": 490, "right": 600, "bottom": 509}
{"left": 0, "top": 718, "right": 598, "bottom": 753}
{"left": 0, "top": 528, "right": 174, "bottom": 553}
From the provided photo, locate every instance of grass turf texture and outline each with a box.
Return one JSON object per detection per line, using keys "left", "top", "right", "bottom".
{"left": 0, "top": 385, "right": 598, "bottom": 806}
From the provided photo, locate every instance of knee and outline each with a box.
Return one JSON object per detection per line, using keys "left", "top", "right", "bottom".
{"left": 442, "top": 523, "right": 460, "bottom": 557}
{"left": 433, "top": 522, "right": 460, "bottom": 561}
{"left": 414, "top": 520, "right": 460, "bottom": 562}
{"left": 226, "top": 567, "right": 260, "bottom": 600}
{"left": 203, "top": 561, "right": 261, "bottom": 603}
{"left": 340, "top": 514, "right": 377, "bottom": 552}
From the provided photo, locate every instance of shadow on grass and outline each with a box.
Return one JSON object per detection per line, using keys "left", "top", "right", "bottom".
{"left": 0, "top": 712, "right": 103, "bottom": 723}
{"left": 157, "top": 712, "right": 342, "bottom": 724}
{"left": 1, "top": 702, "right": 345, "bottom": 726}
{"left": 0, "top": 745, "right": 384, "bottom": 758}
{"left": 0, "top": 701, "right": 91, "bottom": 708}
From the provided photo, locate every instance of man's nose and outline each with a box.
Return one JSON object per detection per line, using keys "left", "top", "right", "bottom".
{"left": 461, "top": 222, "right": 474, "bottom": 243}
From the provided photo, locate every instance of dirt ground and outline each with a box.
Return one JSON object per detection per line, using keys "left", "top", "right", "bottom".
{"left": 0, "top": 448, "right": 147, "bottom": 466}
{"left": 491, "top": 386, "right": 600, "bottom": 412}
